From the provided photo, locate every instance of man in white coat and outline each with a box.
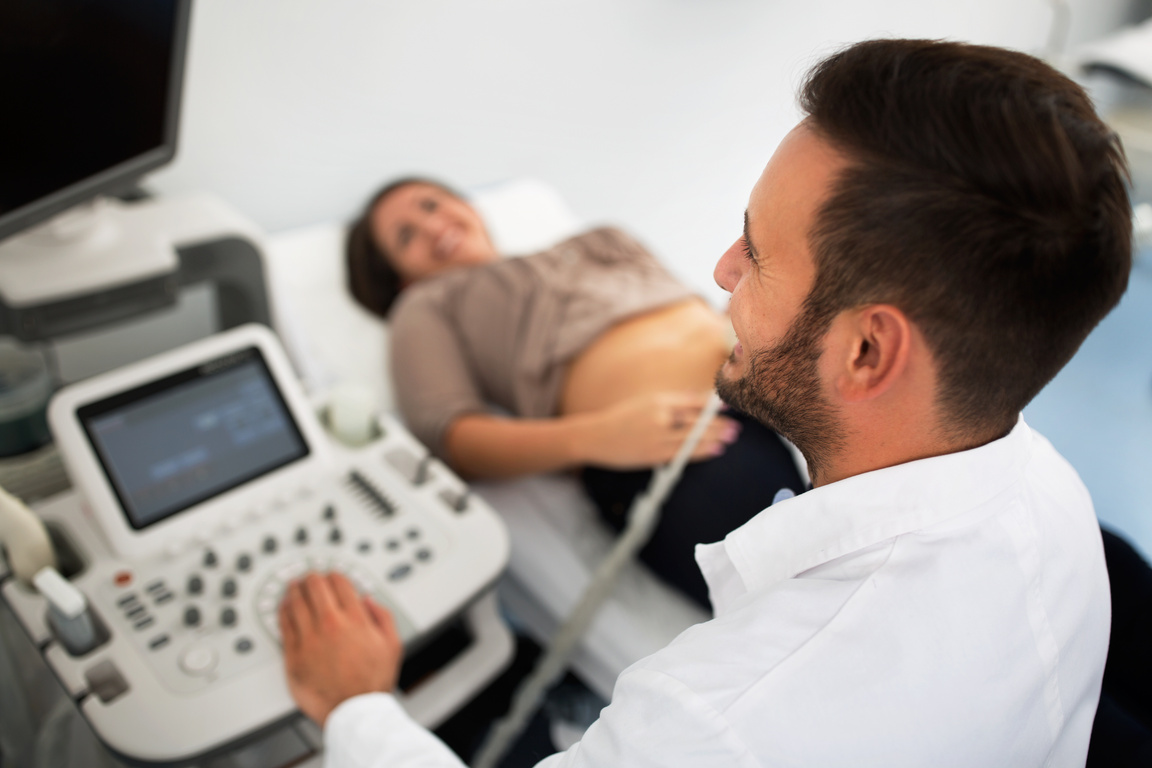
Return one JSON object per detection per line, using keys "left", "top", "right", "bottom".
{"left": 279, "top": 38, "right": 1132, "bottom": 767}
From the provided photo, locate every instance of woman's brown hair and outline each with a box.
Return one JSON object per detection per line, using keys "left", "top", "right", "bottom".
{"left": 345, "top": 177, "right": 463, "bottom": 318}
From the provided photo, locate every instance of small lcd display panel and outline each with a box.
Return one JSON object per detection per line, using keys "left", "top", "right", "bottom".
{"left": 77, "top": 346, "right": 309, "bottom": 530}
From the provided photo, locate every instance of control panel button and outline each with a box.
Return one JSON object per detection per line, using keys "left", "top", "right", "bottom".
{"left": 154, "top": 590, "right": 175, "bottom": 605}
{"left": 179, "top": 645, "right": 218, "bottom": 676}
{"left": 114, "top": 571, "right": 134, "bottom": 587}
{"left": 294, "top": 527, "right": 309, "bottom": 545}
{"left": 134, "top": 616, "right": 156, "bottom": 631}
{"left": 222, "top": 578, "right": 238, "bottom": 598}
{"left": 262, "top": 536, "right": 278, "bottom": 554}
{"left": 187, "top": 575, "right": 204, "bottom": 595}
{"left": 127, "top": 605, "right": 146, "bottom": 620}
{"left": 149, "top": 634, "right": 170, "bottom": 651}
{"left": 235, "top": 637, "right": 254, "bottom": 654}
{"left": 184, "top": 606, "right": 201, "bottom": 627}
{"left": 357, "top": 540, "right": 372, "bottom": 554}
{"left": 221, "top": 607, "right": 237, "bottom": 627}
{"left": 406, "top": 528, "right": 420, "bottom": 540}
{"left": 386, "top": 539, "right": 400, "bottom": 551}
{"left": 203, "top": 550, "right": 218, "bottom": 568}
{"left": 323, "top": 505, "right": 336, "bottom": 521}
{"left": 415, "top": 548, "right": 433, "bottom": 562}
{"left": 236, "top": 554, "right": 253, "bottom": 572}
{"left": 328, "top": 527, "right": 342, "bottom": 544}
{"left": 388, "top": 564, "right": 412, "bottom": 582}
{"left": 86, "top": 660, "right": 130, "bottom": 703}
{"left": 439, "top": 487, "right": 470, "bottom": 513}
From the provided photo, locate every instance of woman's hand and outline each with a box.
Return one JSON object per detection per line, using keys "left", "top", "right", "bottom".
{"left": 444, "top": 392, "right": 740, "bottom": 479}
{"left": 579, "top": 391, "right": 740, "bottom": 470}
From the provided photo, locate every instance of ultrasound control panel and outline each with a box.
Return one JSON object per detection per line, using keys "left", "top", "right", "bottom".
{"left": 1, "top": 325, "right": 511, "bottom": 765}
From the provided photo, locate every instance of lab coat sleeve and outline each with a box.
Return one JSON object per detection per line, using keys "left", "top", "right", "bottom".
{"left": 324, "top": 693, "right": 467, "bottom": 768}
{"left": 535, "top": 668, "right": 761, "bottom": 768}
{"left": 325, "top": 671, "right": 759, "bottom": 768}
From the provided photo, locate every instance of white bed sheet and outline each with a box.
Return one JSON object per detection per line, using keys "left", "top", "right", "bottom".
{"left": 262, "top": 179, "right": 707, "bottom": 701}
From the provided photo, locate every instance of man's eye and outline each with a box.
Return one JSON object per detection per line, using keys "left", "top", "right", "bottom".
{"left": 742, "top": 238, "right": 757, "bottom": 263}
{"left": 420, "top": 198, "right": 437, "bottom": 212}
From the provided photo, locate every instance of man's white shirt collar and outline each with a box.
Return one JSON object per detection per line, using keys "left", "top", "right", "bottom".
{"left": 697, "top": 416, "right": 1033, "bottom": 615}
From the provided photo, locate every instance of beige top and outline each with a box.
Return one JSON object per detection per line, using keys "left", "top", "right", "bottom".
{"left": 389, "top": 227, "right": 695, "bottom": 458}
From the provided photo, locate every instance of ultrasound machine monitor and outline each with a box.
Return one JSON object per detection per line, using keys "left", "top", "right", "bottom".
{"left": 0, "top": 0, "right": 191, "bottom": 241}
{"left": 78, "top": 347, "right": 309, "bottom": 533}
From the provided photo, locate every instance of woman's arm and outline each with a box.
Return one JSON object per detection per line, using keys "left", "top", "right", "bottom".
{"left": 444, "top": 391, "right": 740, "bottom": 480}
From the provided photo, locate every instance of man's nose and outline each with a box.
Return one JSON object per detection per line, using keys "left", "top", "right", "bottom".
{"left": 714, "top": 238, "right": 745, "bottom": 293}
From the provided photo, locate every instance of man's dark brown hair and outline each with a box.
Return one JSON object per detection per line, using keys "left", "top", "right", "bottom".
{"left": 345, "top": 177, "right": 463, "bottom": 318}
{"left": 799, "top": 39, "right": 1131, "bottom": 440}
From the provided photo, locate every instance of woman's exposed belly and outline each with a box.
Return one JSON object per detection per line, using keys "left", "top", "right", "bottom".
{"left": 559, "top": 298, "right": 732, "bottom": 415}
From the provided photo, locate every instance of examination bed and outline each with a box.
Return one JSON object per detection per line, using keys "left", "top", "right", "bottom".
{"left": 264, "top": 179, "right": 709, "bottom": 703}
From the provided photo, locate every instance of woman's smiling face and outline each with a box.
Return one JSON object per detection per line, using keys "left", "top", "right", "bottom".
{"left": 370, "top": 182, "right": 498, "bottom": 284}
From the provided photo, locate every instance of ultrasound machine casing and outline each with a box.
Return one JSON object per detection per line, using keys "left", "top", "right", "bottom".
{"left": 1, "top": 324, "right": 511, "bottom": 765}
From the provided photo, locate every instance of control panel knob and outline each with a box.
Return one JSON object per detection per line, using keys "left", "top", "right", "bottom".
{"left": 203, "top": 550, "right": 218, "bottom": 568}
{"left": 179, "top": 645, "right": 218, "bottom": 676}
{"left": 221, "top": 607, "right": 237, "bottom": 627}
{"left": 328, "top": 527, "right": 342, "bottom": 544}
{"left": 184, "top": 606, "right": 201, "bottom": 627}
{"left": 294, "top": 527, "right": 308, "bottom": 545}
{"left": 262, "top": 536, "right": 278, "bottom": 554}
{"left": 187, "top": 575, "right": 203, "bottom": 595}
{"left": 236, "top": 554, "right": 252, "bottom": 572}
{"left": 222, "top": 578, "right": 238, "bottom": 598}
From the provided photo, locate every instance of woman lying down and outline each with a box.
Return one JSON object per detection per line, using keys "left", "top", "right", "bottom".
{"left": 346, "top": 179, "right": 803, "bottom": 609}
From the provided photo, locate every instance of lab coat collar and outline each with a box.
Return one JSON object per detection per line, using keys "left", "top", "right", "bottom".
{"left": 697, "top": 416, "right": 1033, "bottom": 615}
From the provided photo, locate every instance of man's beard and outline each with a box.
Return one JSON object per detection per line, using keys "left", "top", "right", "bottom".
{"left": 715, "top": 309, "right": 844, "bottom": 485}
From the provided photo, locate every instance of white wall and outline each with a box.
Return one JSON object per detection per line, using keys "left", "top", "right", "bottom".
{"left": 150, "top": 0, "right": 1143, "bottom": 304}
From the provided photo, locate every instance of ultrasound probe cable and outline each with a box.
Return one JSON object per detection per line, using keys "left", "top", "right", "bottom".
{"left": 471, "top": 392, "right": 725, "bottom": 768}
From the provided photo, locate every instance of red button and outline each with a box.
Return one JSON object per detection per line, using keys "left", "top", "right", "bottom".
{"left": 114, "top": 570, "right": 133, "bottom": 587}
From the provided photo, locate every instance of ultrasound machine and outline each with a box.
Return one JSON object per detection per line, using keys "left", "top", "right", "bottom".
{"left": 0, "top": 2, "right": 513, "bottom": 765}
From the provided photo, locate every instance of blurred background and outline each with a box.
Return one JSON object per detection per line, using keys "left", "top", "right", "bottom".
{"left": 150, "top": 0, "right": 1152, "bottom": 303}
{"left": 143, "top": 0, "right": 1152, "bottom": 555}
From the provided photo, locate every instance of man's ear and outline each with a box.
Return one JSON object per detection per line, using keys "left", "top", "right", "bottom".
{"left": 832, "top": 305, "right": 912, "bottom": 403}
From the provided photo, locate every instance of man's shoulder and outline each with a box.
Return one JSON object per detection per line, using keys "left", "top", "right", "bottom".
{"left": 1021, "top": 425, "right": 1093, "bottom": 508}
{"left": 614, "top": 503, "right": 1107, "bottom": 765}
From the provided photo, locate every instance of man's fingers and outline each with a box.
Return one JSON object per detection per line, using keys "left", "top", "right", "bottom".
{"left": 300, "top": 571, "right": 341, "bottom": 625}
{"left": 278, "top": 582, "right": 304, "bottom": 652}
{"left": 365, "top": 598, "right": 399, "bottom": 642}
{"left": 329, "top": 572, "right": 368, "bottom": 620}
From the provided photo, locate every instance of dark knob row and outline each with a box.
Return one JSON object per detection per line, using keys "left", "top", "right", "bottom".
{"left": 183, "top": 605, "right": 239, "bottom": 628}
{"left": 186, "top": 575, "right": 237, "bottom": 598}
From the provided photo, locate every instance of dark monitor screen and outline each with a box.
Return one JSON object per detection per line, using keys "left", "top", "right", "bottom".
{"left": 0, "top": 0, "right": 191, "bottom": 241}
{"left": 77, "top": 347, "right": 310, "bottom": 530}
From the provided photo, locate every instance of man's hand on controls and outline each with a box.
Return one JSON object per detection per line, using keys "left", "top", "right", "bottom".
{"left": 279, "top": 571, "right": 402, "bottom": 727}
